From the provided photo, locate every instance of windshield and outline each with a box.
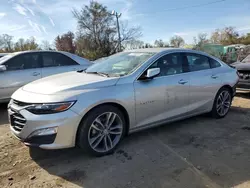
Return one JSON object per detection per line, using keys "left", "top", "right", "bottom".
{"left": 86, "top": 52, "right": 155, "bottom": 76}
{"left": 242, "top": 55, "right": 250, "bottom": 63}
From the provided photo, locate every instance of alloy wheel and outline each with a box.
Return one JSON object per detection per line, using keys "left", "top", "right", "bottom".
{"left": 216, "top": 90, "right": 231, "bottom": 116}
{"left": 87, "top": 112, "right": 123, "bottom": 153}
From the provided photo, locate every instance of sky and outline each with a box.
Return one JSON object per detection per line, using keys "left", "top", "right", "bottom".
{"left": 0, "top": 0, "right": 250, "bottom": 44}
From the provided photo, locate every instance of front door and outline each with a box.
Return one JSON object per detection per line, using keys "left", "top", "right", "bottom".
{"left": 0, "top": 53, "right": 42, "bottom": 102}
{"left": 133, "top": 53, "right": 190, "bottom": 128}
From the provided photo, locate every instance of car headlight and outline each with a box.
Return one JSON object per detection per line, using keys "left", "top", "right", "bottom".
{"left": 26, "top": 101, "right": 76, "bottom": 115}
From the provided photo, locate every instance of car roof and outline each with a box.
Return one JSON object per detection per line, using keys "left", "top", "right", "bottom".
{"left": 7, "top": 50, "right": 92, "bottom": 65}
{"left": 124, "top": 48, "right": 207, "bottom": 54}
{"left": 10, "top": 50, "right": 74, "bottom": 56}
{"left": 0, "top": 50, "right": 93, "bottom": 65}
{"left": 124, "top": 48, "right": 178, "bottom": 53}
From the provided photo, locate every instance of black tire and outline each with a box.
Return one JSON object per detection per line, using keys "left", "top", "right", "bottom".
{"left": 211, "top": 87, "right": 232, "bottom": 119}
{"left": 77, "top": 105, "right": 126, "bottom": 157}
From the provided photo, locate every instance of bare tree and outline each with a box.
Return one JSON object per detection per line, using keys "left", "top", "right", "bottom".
{"left": 12, "top": 37, "right": 39, "bottom": 51}
{"left": 123, "top": 40, "right": 144, "bottom": 50}
{"left": 0, "top": 34, "right": 13, "bottom": 52}
{"left": 26, "top": 37, "right": 39, "bottom": 50}
{"left": 41, "top": 40, "right": 51, "bottom": 50}
{"left": 72, "top": 1, "right": 141, "bottom": 59}
{"left": 154, "top": 39, "right": 169, "bottom": 47}
{"left": 119, "top": 21, "right": 142, "bottom": 50}
{"left": 170, "top": 35, "right": 185, "bottom": 48}
{"left": 193, "top": 33, "right": 209, "bottom": 50}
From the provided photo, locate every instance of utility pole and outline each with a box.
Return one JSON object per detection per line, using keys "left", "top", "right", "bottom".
{"left": 111, "top": 10, "right": 122, "bottom": 52}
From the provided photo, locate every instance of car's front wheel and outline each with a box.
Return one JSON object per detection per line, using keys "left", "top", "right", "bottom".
{"left": 211, "top": 87, "right": 232, "bottom": 118}
{"left": 77, "top": 105, "right": 126, "bottom": 156}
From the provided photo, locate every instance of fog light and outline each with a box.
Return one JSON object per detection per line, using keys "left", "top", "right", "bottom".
{"left": 28, "top": 127, "right": 58, "bottom": 138}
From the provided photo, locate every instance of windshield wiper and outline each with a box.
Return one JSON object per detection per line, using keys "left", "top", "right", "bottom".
{"left": 77, "top": 68, "right": 87, "bottom": 73}
{"left": 86, "top": 71, "right": 110, "bottom": 77}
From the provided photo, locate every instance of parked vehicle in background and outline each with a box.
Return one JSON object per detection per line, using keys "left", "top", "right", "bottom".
{"left": 231, "top": 54, "right": 250, "bottom": 90}
{"left": 200, "top": 44, "right": 246, "bottom": 64}
{"left": 8, "top": 48, "right": 238, "bottom": 156}
{"left": 231, "top": 54, "right": 250, "bottom": 66}
{"left": 0, "top": 53, "right": 8, "bottom": 58}
{"left": 0, "top": 51, "right": 92, "bottom": 103}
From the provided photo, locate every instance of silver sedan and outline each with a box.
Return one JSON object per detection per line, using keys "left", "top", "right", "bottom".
{"left": 8, "top": 48, "right": 238, "bottom": 156}
{"left": 0, "top": 51, "right": 92, "bottom": 103}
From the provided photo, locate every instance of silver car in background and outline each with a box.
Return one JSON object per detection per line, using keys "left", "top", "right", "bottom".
{"left": 8, "top": 48, "right": 238, "bottom": 156}
{"left": 0, "top": 51, "right": 92, "bottom": 103}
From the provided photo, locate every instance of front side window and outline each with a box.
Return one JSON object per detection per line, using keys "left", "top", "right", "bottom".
{"left": 42, "top": 53, "right": 78, "bottom": 68}
{"left": 86, "top": 52, "right": 155, "bottom": 76}
{"left": 185, "top": 53, "right": 210, "bottom": 72}
{"left": 210, "top": 58, "right": 221, "bottom": 68}
{"left": 4, "top": 53, "right": 41, "bottom": 71}
{"left": 148, "top": 53, "right": 183, "bottom": 77}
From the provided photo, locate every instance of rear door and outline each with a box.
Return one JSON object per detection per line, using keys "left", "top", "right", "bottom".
{"left": 0, "top": 53, "right": 42, "bottom": 101}
{"left": 134, "top": 53, "right": 190, "bottom": 128}
{"left": 183, "top": 53, "right": 220, "bottom": 114}
{"left": 41, "top": 52, "right": 81, "bottom": 78}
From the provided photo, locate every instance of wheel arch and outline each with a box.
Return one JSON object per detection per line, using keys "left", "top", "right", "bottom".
{"left": 75, "top": 102, "right": 130, "bottom": 145}
{"left": 220, "top": 85, "right": 234, "bottom": 96}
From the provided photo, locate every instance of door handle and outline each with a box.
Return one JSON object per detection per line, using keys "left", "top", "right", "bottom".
{"left": 178, "top": 79, "right": 188, "bottom": 85}
{"left": 32, "top": 72, "right": 40, "bottom": 76}
{"left": 211, "top": 75, "right": 218, "bottom": 79}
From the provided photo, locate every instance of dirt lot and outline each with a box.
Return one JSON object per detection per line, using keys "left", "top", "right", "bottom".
{"left": 1, "top": 93, "right": 250, "bottom": 188}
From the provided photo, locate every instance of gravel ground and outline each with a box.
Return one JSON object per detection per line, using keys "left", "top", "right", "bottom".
{"left": 0, "top": 92, "right": 250, "bottom": 188}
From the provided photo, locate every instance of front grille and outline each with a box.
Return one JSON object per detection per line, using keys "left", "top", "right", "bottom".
{"left": 9, "top": 108, "right": 26, "bottom": 132}
{"left": 238, "top": 70, "right": 250, "bottom": 80}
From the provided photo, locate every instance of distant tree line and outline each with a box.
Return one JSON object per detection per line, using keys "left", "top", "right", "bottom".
{"left": 1, "top": 1, "right": 250, "bottom": 61}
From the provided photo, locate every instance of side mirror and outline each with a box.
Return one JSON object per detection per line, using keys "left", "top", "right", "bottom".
{"left": 139, "top": 68, "right": 160, "bottom": 80}
{"left": 0, "top": 65, "right": 6, "bottom": 72}
{"left": 146, "top": 68, "right": 160, "bottom": 78}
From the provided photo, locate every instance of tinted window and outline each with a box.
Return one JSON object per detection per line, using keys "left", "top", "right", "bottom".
{"left": 185, "top": 53, "right": 210, "bottom": 72}
{"left": 149, "top": 53, "right": 183, "bottom": 77}
{"left": 210, "top": 58, "right": 221, "bottom": 68}
{"left": 4, "top": 53, "right": 41, "bottom": 71}
{"left": 42, "top": 53, "right": 78, "bottom": 67}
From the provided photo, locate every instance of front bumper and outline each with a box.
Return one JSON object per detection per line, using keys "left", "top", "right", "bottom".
{"left": 237, "top": 79, "right": 250, "bottom": 91}
{"left": 8, "top": 104, "right": 82, "bottom": 149}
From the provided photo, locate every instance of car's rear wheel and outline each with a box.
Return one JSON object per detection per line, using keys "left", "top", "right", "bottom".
{"left": 211, "top": 87, "right": 232, "bottom": 118}
{"left": 77, "top": 105, "right": 126, "bottom": 156}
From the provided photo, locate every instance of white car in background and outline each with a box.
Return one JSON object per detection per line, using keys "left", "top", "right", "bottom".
{"left": 0, "top": 51, "right": 92, "bottom": 103}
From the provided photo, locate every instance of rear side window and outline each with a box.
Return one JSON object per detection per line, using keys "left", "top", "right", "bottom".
{"left": 4, "top": 53, "right": 41, "bottom": 71}
{"left": 209, "top": 58, "right": 221, "bottom": 68}
{"left": 185, "top": 53, "right": 210, "bottom": 72}
{"left": 42, "top": 52, "right": 78, "bottom": 68}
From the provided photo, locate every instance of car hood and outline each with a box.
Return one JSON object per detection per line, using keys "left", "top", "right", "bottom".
{"left": 230, "top": 61, "right": 241, "bottom": 66}
{"left": 22, "top": 71, "right": 119, "bottom": 95}
{"left": 232, "top": 62, "right": 250, "bottom": 70}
